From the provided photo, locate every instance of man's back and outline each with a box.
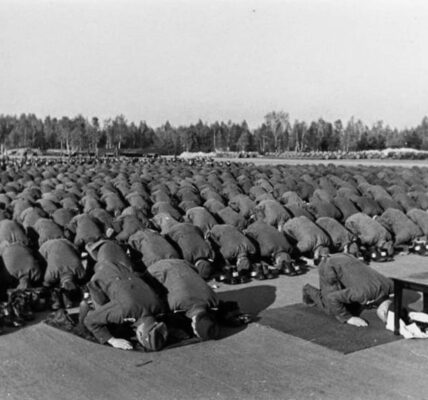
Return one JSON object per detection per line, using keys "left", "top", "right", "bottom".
{"left": 319, "top": 254, "right": 393, "bottom": 322}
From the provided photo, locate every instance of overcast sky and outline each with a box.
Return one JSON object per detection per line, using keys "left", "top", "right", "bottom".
{"left": 1, "top": 0, "right": 427, "bottom": 129}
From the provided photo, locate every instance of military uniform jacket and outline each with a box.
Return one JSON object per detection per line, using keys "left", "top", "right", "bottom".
{"left": 0, "top": 219, "right": 29, "bottom": 251}
{"left": 282, "top": 216, "right": 330, "bottom": 254}
{"left": 377, "top": 208, "right": 422, "bottom": 245}
{"left": 34, "top": 218, "right": 64, "bottom": 247}
{"left": 316, "top": 217, "right": 355, "bottom": 252}
{"left": 165, "top": 223, "right": 214, "bottom": 264}
{"left": 128, "top": 229, "right": 179, "bottom": 267}
{"left": 184, "top": 207, "right": 218, "bottom": 235}
{"left": 209, "top": 224, "right": 256, "bottom": 261}
{"left": 255, "top": 200, "right": 292, "bottom": 228}
{"left": 345, "top": 213, "right": 392, "bottom": 248}
{"left": 244, "top": 221, "right": 292, "bottom": 258}
{"left": 407, "top": 208, "right": 428, "bottom": 236}
{"left": 88, "top": 240, "right": 133, "bottom": 270}
{"left": 85, "top": 260, "right": 167, "bottom": 343}
{"left": 39, "top": 238, "right": 84, "bottom": 286}
{"left": 147, "top": 259, "right": 218, "bottom": 315}
{"left": 1, "top": 242, "right": 42, "bottom": 287}
{"left": 319, "top": 253, "right": 393, "bottom": 322}
{"left": 68, "top": 214, "right": 103, "bottom": 247}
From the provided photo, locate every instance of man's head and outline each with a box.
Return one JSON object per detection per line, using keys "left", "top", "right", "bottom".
{"left": 135, "top": 316, "right": 168, "bottom": 352}
{"left": 151, "top": 213, "right": 178, "bottom": 234}
{"left": 195, "top": 259, "right": 213, "bottom": 280}
{"left": 346, "top": 241, "right": 361, "bottom": 258}
{"left": 190, "top": 309, "right": 220, "bottom": 341}
{"left": 313, "top": 246, "right": 330, "bottom": 266}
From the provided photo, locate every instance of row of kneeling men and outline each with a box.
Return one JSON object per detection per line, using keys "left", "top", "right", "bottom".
{"left": 0, "top": 158, "right": 428, "bottom": 347}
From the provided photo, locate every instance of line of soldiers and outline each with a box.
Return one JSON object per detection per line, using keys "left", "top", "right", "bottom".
{"left": 0, "top": 157, "right": 428, "bottom": 347}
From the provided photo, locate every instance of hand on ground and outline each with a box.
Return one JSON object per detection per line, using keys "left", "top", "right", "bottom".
{"left": 107, "top": 337, "right": 133, "bottom": 350}
{"left": 346, "top": 316, "right": 368, "bottom": 327}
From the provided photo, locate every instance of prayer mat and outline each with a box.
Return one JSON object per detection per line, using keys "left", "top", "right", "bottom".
{"left": 257, "top": 303, "right": 402, "bottom": 354}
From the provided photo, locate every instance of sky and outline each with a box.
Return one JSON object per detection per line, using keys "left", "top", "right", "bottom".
{"left": 1, "top": 0, "right": 428, "bottom": 129}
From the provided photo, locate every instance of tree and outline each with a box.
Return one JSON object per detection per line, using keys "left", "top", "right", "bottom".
{"left": 291, "top": 120, "right": 307, "bottom": 152}
{"left": 264, "top": 111, "right": 291, "bottom": 152}
{"left": 236, "top": 130, "right": 252, "bottom": 151}
{"left": 404, "top": 131, "right": 422, "bottom": 149}
{"left": 58, "top": 116, "right": 73, "bottom": 154}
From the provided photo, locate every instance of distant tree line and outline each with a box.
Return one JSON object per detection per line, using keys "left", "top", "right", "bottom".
{"left": 0, "top": 112, "right": 428, "bottom": 155}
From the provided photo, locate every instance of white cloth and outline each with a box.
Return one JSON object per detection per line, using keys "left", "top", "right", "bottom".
{"left": 385, "top": 311, "right": 428, "bottom": 339}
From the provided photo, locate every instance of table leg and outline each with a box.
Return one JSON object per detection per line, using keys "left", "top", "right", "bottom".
{"left": 394, "top": 281, "right": 402, "bottom": 335}
{"left": 423, "top": 292, "right": 428, "bottom": 314}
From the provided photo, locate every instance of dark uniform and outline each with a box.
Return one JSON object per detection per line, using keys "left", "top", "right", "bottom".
{"left": 254, "top": 200, "right": 292, "bottom": 228}
{"left": 84, "top": 260, "right": 167, "bottom": 343}
{"left": 407, "top": 208, "right": 428, "bottom": 236}
{"left": 282, "top": 216, "right": 331, "bottom": 256}
{"left": 33, "top": 218, "right": 64, "bottom": 247}
{"left": 68, "top": 214, "right": 104, "bottom": 249}
{"left": 228, "top": 194, "right": 256, "bottom": 219}
{"left": 332, "top": 197, "right": 360, "bottom": 221}
{"left": 128, "top": 229, "right": 180, "bottom": 268}
{"left": 207, "top": 224, "right": 256, "bottom": 271}
{"left": 303, "top": 253, "right": 393, "bottom": 322}
{"left": 377, "top": 208, "right": 423, "bottom": 246}
{"left": 151, "top": 201, "right": 182, "bottom": 221}
{"left": 184, "top": 206, "right": 218, "bottom": 235}
{"left": 101, "top": 192, "right": 126, "bottom": 216}
{"left": 0, "top": 242, "right": 43, "bottom": 290}
{"left": 52, "top": 208, "right": 77, "bottom": 230}
{"left": 165, "top": 222, "right": 215, "bottom": 266}
{"left": 115, "top": 215, "right": 150, "bottom": 242}
{"left": 216, "top": 207, "right": 248, "bottom": 231}
{"left": 244, "top": 220, "right": 292, "bottom": 262}
{"left": 0, "top": 219, "right": 30, "bottom": 251}
{"left": 345, "top": 213, "right": 393, "bottom": 254}
{"left": 316, "top": 217, "right": 356, "bottom": 253}
{"left": 86, "top": 239, "right": 133, "bottom": 270}
{"left": 39, "top": 238, "right": 85, "bottom": 288}
{"left": 146, "top": 259, "right": 219, "bottom": 318}
{"left": 308, "top": 200, "right": 342, "bottom": 221}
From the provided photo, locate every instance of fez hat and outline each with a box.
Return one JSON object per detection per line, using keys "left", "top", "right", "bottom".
{"left": 136, "top": 316, "right": 168, "bottom": 352}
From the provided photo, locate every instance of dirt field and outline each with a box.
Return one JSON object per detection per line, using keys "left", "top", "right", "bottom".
{"left": 2, "top": 253, "right": 428, "bottom": 400}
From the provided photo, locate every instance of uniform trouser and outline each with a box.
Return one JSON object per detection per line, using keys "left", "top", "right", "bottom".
{"left": 303, "top": 284, "right": 363, "bottom": 319}
{"left": 84, "top": 301, "right": 127, "bottom": 343}
{"left": 303, "top": 284, "right": 331, "bottom": 315}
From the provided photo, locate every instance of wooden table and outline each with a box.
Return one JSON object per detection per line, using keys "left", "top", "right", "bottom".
{"left": 393, "top": 277, "right": 428, "bottom": 335}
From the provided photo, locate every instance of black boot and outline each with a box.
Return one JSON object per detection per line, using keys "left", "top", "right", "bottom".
{"left": 251, "top": 264, "right": 266, "bottom": 280}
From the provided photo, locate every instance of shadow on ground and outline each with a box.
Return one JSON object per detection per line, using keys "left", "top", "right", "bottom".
{"left": 217, "top": 284, "right": 277, "bottom": 338}
{"left": 218, "top": 284, "right": 277, "bottom": 315}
